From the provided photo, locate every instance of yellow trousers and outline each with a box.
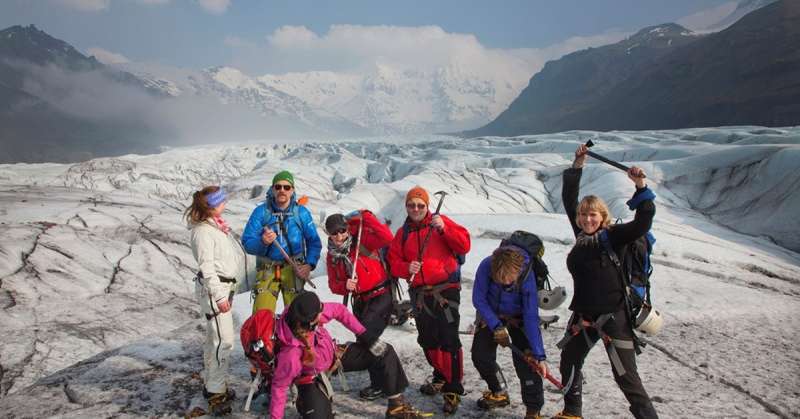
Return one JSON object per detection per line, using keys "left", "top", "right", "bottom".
{"left": 252, "top": 264, "right": 303, "bottom": 313}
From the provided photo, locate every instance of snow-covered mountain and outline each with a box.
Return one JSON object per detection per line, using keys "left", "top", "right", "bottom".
{"left": 0, "top": 127, "right": 798, "bottom": 418}
{"left": 122, "top": 60, "right": 530, "bottom": 136}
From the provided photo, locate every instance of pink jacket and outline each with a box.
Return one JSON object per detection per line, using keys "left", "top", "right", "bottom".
{"left": 269, "top": 302, "right": 366, "bottom": 419}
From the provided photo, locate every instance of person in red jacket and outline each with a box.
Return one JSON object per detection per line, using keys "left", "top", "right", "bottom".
{"left": 387, "top": 186, "right": 471, "bottom": 415}
{"left": 325, "top": 209, "right": 395, "bottom": 401}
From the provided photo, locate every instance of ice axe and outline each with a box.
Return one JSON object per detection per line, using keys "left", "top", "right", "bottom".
{"left": 273, "top": 239, "right": 316, "bottom": 289}
{"left": 584, "top": 140, "right": 646, "bottom": 179}
{"left": 343, "top": 212, "right": 364, "bottom": 307}
{"left": 408, "top": 190, "right": 448, "bottom": 283}
{"left": 508, "top": 343, "right": 575, "bottom": 394}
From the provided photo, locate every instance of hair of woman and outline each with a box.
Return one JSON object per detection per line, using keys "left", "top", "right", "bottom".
{"left": 575, "top": 195, "right": 612, "bottom": 230}
{"left": 490, "top": 247, "right": 525, "bottom": 283}
{"left": 184, "top": 186, "right": 220, "bottom": 224}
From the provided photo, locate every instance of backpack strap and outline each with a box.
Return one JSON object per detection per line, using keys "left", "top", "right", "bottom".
{"left": 598, "top": 230, "right": 644, "bottom": 354}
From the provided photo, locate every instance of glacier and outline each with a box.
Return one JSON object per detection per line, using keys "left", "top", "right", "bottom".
{"left": 0, "top": 126, "right": 798, "bottom": 418}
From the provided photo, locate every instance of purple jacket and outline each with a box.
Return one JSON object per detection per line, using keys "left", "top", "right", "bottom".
{"left": 269, "top": 302, "right": 366, "bottom": 419}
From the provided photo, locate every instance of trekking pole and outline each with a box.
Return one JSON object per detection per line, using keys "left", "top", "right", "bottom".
{"left": 243, "top": 369, "right": 261, "bottom": 411}
{"left": 508, "top": 343, "right": 574, "bottom": 395}
{"left": 585, "top": 140, "right": 646, "bottom": 179}
{"left": 343, "top": 213, "right": 364, "bottom": 307}
{"left": 273, "top": 240, "right": 316, "bottom": 289}
{"left": 408, "top": 190, "right": 449, "bottom": 283}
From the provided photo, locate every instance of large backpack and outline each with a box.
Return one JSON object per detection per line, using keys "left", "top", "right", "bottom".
{"left": 240, "top": 309, "right": 279, "bottom": 377}
{"left": 498, "top": 230, "right": 550, "bottom": 290}
{"left": 599, "top": 223, "right": 656, "bottom": 318}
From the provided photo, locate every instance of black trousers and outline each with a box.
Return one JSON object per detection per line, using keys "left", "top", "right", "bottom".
{"left": 471, "top": 322, "right": 544, "bottom": 411}
{"left": 353, "top": 290, "right": 393, "bottom": 389}
{"left": 559, "top": 309, "right": 659, "bottom": 419}
{"left": 295, "top": 342, "right": 409, "bottom": 419}
{"left": 409, "top": 286, "right": 464, "bottom": 394}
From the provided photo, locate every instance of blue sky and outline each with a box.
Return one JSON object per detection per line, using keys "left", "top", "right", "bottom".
{"left": 0, "top": 0, "right": 737, "bottom": 74}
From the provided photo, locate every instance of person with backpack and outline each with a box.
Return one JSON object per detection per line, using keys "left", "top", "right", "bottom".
{"left": 269, "top": 291, "right": 428, "bottom": 419}
{"left": 324, "top": 209, "right": 395, "bottom": 401}
{"left": 242, "top": 170, "right": 322, "bottom": 313}
{"left": 185, "top": 186, "right": 244, "bottom": 416}
{"left": 471, "top": 244, "right": 548, "bottom": 419}
{"left": 387, "top": 186, "right": 471, "bottom": 415}
{"left": 552, "top": 144, "right": 659, "bottom": 419}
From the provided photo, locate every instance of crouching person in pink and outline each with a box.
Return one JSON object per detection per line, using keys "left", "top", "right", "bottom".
{"left": 269, "top": 292, "right": 427, "bottom": 419}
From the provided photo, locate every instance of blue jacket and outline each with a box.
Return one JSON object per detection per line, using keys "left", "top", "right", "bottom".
{"left": 241, "top": 190, "right": 322, "bottom": 268}
{"left": 472, "top": 246, "right": 546, "bottom": 360}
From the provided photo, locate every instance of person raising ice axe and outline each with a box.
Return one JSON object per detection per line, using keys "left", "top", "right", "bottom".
{"left": 387, "top": 186, "right": 471, "bottom": 415}
{"left": 324, "top": 209, "right": 395, "bottom": 401}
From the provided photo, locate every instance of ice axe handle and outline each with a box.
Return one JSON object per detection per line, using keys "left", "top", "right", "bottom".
{"left": 509, "top": 344, "right": 563, "bottom": 389}
{"left": 584, "top": 140, "right": 645, "bottom": 178}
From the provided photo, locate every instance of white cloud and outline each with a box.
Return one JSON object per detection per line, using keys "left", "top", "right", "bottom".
{"left": 197, "top": 0, "right": 230, "bottom": 14}
{"left": 678, "top": 1, "right": 738, "bottom": 31}
{"left": 227, "top": 24, "right": 628, "bottom": 79}
{"left": 55, "top": 0, "right": 110, "bottom": 12}
{"left": 267, "top": 26, "right": 319, "bottom": 48}
{"left": 86, "top": 47, "right": 130, "bottom": 65}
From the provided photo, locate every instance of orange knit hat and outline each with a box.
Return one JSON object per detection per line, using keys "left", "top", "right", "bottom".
{"left": 405, "top": 186, "right": 429, "bottom": 205}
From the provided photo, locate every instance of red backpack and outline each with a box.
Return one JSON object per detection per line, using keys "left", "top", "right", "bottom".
{"left": 240, "top": 309, "right": 278, "bottom": 375}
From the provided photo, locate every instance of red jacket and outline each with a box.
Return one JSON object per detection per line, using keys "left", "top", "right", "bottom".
{"left": 326, "top": 210, "right": 394, "bottom": 297}
{"left": 387, "top": 213, "right": 470, "bottom": 288}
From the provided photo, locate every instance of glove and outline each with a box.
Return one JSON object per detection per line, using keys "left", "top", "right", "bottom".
{"left": 357, "top": 329, "right": 380, "bottom": 348}
{"left": 345, "top": 210, "right": 362, "bottom": 220}
{"left": 493, "top": 326, "right": 511, "bottom": 347}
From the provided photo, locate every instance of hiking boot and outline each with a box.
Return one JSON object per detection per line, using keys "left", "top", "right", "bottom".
{"left": 203, "top": 387, "right": 236, "bottom": 401}
{"left": 203, "top": 388, "right": 235, "bottom": 416}
{"left": 419, "top": 376, "right": 445, "bottom": 395}
{"left": 551, "top": 411, "right": 582, "bottom": 419}
{"left": 386, "top": 398, "right": 430, "bottom": 419}
{"left": 476, "top": 390, "right": 510, "bottom": 410}
{"left": 359, "top": 385, "right": 385, "bottom": 401}
{"left": 525, "top": 409, "right": 543, "bottom": 419}
{"left": 442, "top": 392, "right": 461, "bottom": 415}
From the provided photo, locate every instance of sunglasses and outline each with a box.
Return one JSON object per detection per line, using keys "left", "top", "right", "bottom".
{"left": 273, "top": 184, "right": 293, "bottom": 191}
{"left": 406, "top": 203, "right": 426, "bottom": 210}
{"left": 330, "top": 228, "right": 348, "bottom": 236}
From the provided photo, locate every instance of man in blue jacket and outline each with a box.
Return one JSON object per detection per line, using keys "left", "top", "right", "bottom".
{"left": 472, "top": 245, "right": 548, "bottom": 419}
{"left": 242, "top": 170, "right": 322, "bottom": 313}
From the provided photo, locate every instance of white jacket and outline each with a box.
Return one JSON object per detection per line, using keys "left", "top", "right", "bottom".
{"left": 190, "top": 219, "right": 245, "bottom": 302}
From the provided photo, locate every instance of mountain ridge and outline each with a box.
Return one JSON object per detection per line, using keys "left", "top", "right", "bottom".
{"left": 465, "top": 0, "right": 800, "bottom": 137}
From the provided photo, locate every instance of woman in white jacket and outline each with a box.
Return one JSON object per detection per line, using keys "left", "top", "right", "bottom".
{"left": 185, "top": 186, "right": 244, "bottom": 416}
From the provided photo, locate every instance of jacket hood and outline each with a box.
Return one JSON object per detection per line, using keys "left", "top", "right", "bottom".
{"left": 274, "top": 307, "right": 303, "bottom": 349}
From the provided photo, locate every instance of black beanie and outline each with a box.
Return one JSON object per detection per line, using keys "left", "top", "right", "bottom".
{"left": 325, "top": 213, "right": 348, "bottom": 235}
{"left": 287, "top": 292, "right": 322, "bottom": 327}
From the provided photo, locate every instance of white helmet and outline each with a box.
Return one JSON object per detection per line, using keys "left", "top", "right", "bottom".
{"left": 635, "top": 305, "right": 663, "bottom": 336}
{"left": 538, "top": 286, "right": 567, "bottom": 310}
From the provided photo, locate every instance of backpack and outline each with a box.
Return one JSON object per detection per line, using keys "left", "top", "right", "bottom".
{"left": 598, "top": 226, "right": 656, "bottom": 320}
{"left": 240, "top": 309, "right": 279, "bottom": 376}
{"left": 498, "top": 230, "right": 550, "bottom": 290}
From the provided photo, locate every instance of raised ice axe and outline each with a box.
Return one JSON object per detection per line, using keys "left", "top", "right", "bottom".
{"left": 585, "top": 140, "right": 646, "bottom": 179}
